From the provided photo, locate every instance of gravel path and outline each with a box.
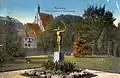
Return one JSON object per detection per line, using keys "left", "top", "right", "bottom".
{"left": 0, "top": 69, "right": 120, "bottom": 78}
{"left": 0, "top": 70, "right": 29, "bottom": 78}
{"left": 86, "top": 70, "right": 120, "bottom": 78}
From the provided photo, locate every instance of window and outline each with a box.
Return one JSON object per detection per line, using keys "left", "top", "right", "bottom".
{"left": 28, "top": 44, "right": 31, "bottom": 47}
{"left": 25, "top": 44, "right": 27, "bottom": 46}
{"left": 29, "top": 38, "right": 31, "bottom": 41}
{"left": 25, "top": 38, "right": 27, "bottom": 41}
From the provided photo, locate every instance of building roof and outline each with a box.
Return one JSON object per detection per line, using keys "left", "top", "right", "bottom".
{"left": 25, "top": 5, "right": 53, "bottom": 37}
{"left": 25, "top": 23, "right": 40, "bottom": 37}
{"left": 39, "top": 13, "right": 53, "bottom": 30}
{"left": 25, "top": 12, "right": 53, "bottom": 37}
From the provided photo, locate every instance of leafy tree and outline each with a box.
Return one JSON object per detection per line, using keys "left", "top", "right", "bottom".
{"left": 81, "top": 5, "right": 116, "bottom": 56}
{"left": 103, "top": 11, "right": 116, "bottom": 56}
{"left": 73, "top": 39, "right": 88, "bottom": 57}
{"left": 82, "top": 5, "right": 105, "bottom": 40}
{"left": 112, "top": 23, "right": 120, "bottom": 57}
{"left": 39, "top": 20, "right": 57, "bottom": 53}
{"left": 0, "top": 16, "right": 24, "bottom": 61}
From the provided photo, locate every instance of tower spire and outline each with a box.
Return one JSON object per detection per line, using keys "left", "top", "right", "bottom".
{"left": 37, "top": 4, "right": 40, "bottom": 13}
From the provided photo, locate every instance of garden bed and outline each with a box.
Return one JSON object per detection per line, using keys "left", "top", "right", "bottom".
{"left": 21, "top": 60, "right": 97, "bottom": 78}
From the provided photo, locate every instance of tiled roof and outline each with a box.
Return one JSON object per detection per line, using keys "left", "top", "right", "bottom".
{"left": 25, "top": 13, "right": 53, "bottom": 37}
{"left": 39, "top": 13, "right": 53, "bottom": 30}
{"left": 25, "top": 23, "right": 40, "bottom": 37}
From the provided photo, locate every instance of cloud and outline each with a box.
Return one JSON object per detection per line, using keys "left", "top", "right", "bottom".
{"left": 107, "top": 0, "right": 110, "bottom": 2}
{"left": 116, "top": 0, "right": 120, "bottom": 13}
{"left": 114, "top": 19, "right": 120, "bottom": 27}
{"left": 113, "top": 14, "right": 120, "bottom": 27}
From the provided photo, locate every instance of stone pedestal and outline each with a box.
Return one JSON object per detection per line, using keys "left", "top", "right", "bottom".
{"left": 54, "top": 52, "right": 64, "bottom": 62}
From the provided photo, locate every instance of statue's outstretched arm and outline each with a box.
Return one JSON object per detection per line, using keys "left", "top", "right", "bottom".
{"left": 60, "top": 29, "right": 66, "bottom": 32}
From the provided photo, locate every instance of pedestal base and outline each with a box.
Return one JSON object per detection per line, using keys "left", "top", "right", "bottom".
{"left": 54, "top": 52, "right": 64, "bottom": 62}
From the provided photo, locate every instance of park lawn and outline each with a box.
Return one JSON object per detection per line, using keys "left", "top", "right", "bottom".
{"left": 65, "top": 56, "right": 120, "bottom": 73}
{"left": 0, "top": 55, "right": 50, "bottom": 72}
{"left": 0, "top": 55, "right": 120, "bottom": 73}
{"left": 0, "top": 63, "right": 40, "bottom": 72}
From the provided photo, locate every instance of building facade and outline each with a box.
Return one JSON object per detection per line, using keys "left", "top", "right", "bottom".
{"left": 23, "top": 5, "right": 53, "bottom": 48}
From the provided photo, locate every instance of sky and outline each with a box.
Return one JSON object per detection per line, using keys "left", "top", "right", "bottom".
{"left": 0, "top": 0, "right": 120, "bottom": 26}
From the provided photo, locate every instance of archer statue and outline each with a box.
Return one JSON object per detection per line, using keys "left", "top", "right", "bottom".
{"left": 54, "top": 20, "right": 67, "bottom": 52}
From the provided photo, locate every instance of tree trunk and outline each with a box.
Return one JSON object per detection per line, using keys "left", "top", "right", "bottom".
{"left": 94, "top": 39, "right": 98, "bottom": 55}
{"left": 91, "top": 41, "right": 94, "bottom": 56}
{"left": 107, "top": 40, "right": 114, "bottom": 56}
{"left": 91, "top": 39, "right": 98, "bottom": 56}
{"left": 113, "top": 43, "right": 118, "bottom": 57}
{"left": 92, "top": 39, "right": 99, "bottom": 56}
{"left": 107, "top": 41, "right": 110, "bottom": 57}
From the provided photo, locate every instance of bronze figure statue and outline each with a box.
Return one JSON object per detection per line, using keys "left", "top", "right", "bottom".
{"left": 54, "top": 20, "right": 67, "bottom": 52}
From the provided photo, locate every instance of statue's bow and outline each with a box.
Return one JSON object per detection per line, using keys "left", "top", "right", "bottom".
{"left": 60, "top": 20, "right": 67, "bottom": 30}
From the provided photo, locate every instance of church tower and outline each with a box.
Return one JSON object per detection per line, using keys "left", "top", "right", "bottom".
{"left": 37, "top": 4, "right": 40, "bottom": 13}
{"left": 34, "top": 4, "right": 45, "bottom": 32}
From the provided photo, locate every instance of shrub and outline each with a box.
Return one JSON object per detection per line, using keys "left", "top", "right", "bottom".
{"left": 41, "top": 60, "right": 55, "bottom": 70}
{"left": 73, "top": 39, "right": 88, "bottom": 57}
{"left": 41, "top": 60, "right": 75, "bottom": 73}
{"left": 61, "top": 61, "right": 75, "bottom": 72}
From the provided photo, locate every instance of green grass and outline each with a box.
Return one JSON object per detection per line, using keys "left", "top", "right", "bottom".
{"left": 65, "top": 56, "right": 120, "bottom": 73}
{"left": 0, "top": 55, "right": 120, "bottom": 73}
{"left": 0, "top": 55, "right": 50, "bottom": 72}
